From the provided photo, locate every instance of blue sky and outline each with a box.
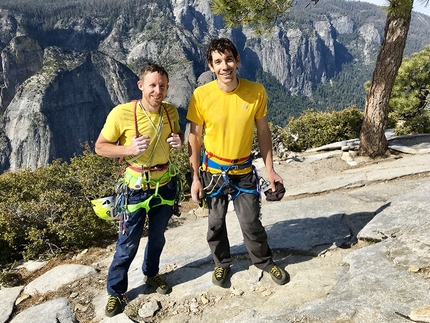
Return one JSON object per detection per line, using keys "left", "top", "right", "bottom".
{"left": 355, "top": 0, "right": 430, "bottom": 16}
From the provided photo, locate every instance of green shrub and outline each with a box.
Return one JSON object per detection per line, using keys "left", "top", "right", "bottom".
{"left": 394, "top": 114, "right": 430, "bottom": 136}
{"left": 0, "top": 144, "right": 121, "bottom": 266}
{"left": 281, "top": 107, "right": 364, "bottom": 152}
{"left": 389, "top": 45, "right": 430, "bottom": 135}
{"left": 0, "top": 142, "right": 191, "bottom": 268}
{"left": 170, "top": 143, "right": 190, "bottom": 193}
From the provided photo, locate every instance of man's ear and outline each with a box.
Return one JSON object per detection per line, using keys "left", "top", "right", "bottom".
{"left": 137, "top": 80, "right": 143, "bottom": 90}
{"left": 236, "top": 54, "right": 241, "bottom": 65}
{"left": 208, "top": 62, "right": 215, "bottom": 72}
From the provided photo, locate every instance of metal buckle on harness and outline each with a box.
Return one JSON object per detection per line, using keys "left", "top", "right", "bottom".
{"left": 226, "top": 163, "right": 252, "bottom": 171}
{"left": 221, "top": 170, "right": 229, "bottom": 185}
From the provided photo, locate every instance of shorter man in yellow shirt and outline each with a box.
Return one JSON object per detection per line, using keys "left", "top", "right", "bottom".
{"left": 187, "top": 38, "right": 289, "bottom": 287}
{"left": 95, "top": 63, "right": 183, "bottom": 317}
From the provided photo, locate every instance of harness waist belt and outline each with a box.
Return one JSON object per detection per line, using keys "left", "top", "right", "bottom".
{"left": 205, "top": 151, "right": 250, "bottom": 164}
{"left": 124, "top": 167, "right": 171, "bottom": 190}
{"left": 203, "top": 153, "right": 253, "bottom": 172}
{"left": 127, "top": 162, "right": 169, "bottom": 173}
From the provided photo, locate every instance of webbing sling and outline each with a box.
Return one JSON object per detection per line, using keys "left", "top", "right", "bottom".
{"left": 124, "top": 100, "right": 173, "bottom": 166}
{"left": 133, "top": 100, "right": 174, "bottom": 137}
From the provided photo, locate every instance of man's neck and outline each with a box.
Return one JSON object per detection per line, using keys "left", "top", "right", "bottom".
{"left": 217, "top": 78, "right": 239, "bottom": 93}
{"left": 140, "top": 100, "right": 160, "bottom": 113}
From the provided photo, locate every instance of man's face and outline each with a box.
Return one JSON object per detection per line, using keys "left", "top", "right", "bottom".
{"left": 209, "top": 49, "right": 240, "bottom": 87}
{"left": 138, "top": 72, "right": 169, "bottom": 109}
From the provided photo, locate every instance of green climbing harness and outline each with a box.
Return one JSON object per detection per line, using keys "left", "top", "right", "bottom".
{"left": 122, "top": 100, "right": 183, "bottom": 216}
{"left": 126, "top": 177, "right": 175, "bottom": 213}
{"left": 124, "top": 163, "right": 183, "bottom": 216}
{"left": 92, "top": 100, "right": 184, "bottom": 220}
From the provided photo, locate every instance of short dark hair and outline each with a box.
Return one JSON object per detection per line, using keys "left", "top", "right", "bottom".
{"left": 206, "top": 38, "right": 239, "bottom": 66}
{"left": 139, "top": 63, "right": 169, "bottom": 82}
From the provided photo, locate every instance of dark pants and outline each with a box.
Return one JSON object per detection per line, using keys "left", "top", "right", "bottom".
{"left": 106, "top": 180, "right": 175, "bottom": 296}
{"left": 201, "top": 170, "right": 274, "bottom": 271}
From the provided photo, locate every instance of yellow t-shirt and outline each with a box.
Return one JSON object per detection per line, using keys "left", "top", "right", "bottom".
{"left": 101, "top": 100, "right": 181, "bottom": 185}
{"left": 186, "top": 78, "right": 267, "bottom": 174}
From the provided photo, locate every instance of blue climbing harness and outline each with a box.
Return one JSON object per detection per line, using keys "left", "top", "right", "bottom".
{"left": 202, "top": 153, "right": 261, "bottom": 200}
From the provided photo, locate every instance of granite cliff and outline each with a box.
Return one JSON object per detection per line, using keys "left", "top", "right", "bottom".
{"left": 0, "top": 37, "right": 140, "bottom": 173}
{"left": 0, "top": 0, "right": 429, "bottom": 173}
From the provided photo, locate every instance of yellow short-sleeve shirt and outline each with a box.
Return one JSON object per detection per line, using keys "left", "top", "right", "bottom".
{"left": 186, "top": 78, "right": 267, "bottom": 174}
{"left": 101, "top": 101, "right": 181, "bottom": 183}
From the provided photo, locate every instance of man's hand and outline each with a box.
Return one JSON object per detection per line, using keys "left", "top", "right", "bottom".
{"left": 129, "top": 135, "right": 150, "bottom": 155}
{"left": 267, "top": 169, "right": 283, "bottom": 191}
{"left": 166, "top": 133, "right": 182, "bottom": 148}
{"left": 191, "top": 179, "right": 204, "bottom": 204}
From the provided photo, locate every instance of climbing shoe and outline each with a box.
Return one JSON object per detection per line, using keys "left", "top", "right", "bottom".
{"left": 212, "top": 266, "right": 230, "bottom": 287}
{"left": 268, "top": 265, "right": 290, "bottom": 285}
{"left": 146, "top": 273, "right": 171, "bottom": 294}
{"left": 105, "top": 294, "right": 125, "bottom": 317}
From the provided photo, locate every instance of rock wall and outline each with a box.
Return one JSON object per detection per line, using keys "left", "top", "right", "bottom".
{"left": 0, "top": 0, "right": 430, "bottom": 173}
{"left": 1, "top": 36, "right": 43, "bottom": 114}
{"left": 0, "top": 40, "right": 140, "bottom": 173}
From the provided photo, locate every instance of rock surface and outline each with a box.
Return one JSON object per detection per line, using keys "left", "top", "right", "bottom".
{"left": 0, "top": 40, "right": 140, "bottom": 173}
{"left": 1, "top": 134, "right": 430, "bottom": 323}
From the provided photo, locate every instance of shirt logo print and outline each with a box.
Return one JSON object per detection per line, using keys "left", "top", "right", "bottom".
{"left": 241, "top": 104, "right": 249, "bottom": 109}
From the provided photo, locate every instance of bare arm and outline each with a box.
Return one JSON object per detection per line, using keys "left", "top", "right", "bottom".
{"left": 256, "top": 116, "right": 283, "bottom": 190}
{"left": 178, "top": 130, "right": 184, "bottom": 145}
{"left": 95, "top": 133, "right": 150, "bottom": 158}
{"left": 188, "top": 122, "right": 204, "bottom": 203}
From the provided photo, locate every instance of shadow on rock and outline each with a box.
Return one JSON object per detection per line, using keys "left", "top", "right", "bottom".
{"left": 263, "top": 202, "right": 392, "bottom": 257}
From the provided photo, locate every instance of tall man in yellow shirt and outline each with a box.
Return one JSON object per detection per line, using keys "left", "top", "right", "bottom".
{"left": 95, "top": 63, "right": 183, "bottom": 317}
{"left": 187, "top": 38, "right": 289, "bottom": 287}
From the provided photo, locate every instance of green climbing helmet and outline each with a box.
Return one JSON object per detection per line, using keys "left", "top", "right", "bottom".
{"left": 91, "top": 196, "right": 119, "bottom": 221}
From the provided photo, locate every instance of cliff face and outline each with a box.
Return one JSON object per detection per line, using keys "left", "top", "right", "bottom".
{"left": 239, "top": 24, "right": 341, "bottom": 96}
{"left": 0, "top": 10, "right": 18, "bottom": 48}
{"left": 0, "top": 0, "right": 429, "bottom": 173}
{"left": 0, "top": 42, "right": 140, "bottom": 173}
{"left": 1, "top": 36, "right": 43, "bottom": 113}
{"left": 80, "top": 0, "right": 390, "bottom": 100}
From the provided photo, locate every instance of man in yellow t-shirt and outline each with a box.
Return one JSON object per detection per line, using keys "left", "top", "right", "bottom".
{"left": 95, "top": 63, "right": 183, "bottom": 317}
{"left": 187, "top": 38, "right": 290, "bottom": 288}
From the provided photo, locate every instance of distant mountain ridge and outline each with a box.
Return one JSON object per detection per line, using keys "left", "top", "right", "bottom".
{"left": 0, "top": 0, "right": 429, "bottom": 173}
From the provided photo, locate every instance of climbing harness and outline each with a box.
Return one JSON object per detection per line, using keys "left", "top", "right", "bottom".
{"left": 122, "top": 162, "right": 182, "bottom": 214}
{"left": 201, "top": 151, "right": 265, "bottom": 201}
{"left": 126, "top": 173, "right": 175, "bottom": 214}
{"left": 202, "top": 151, "right": 252, "bottom": 172}
{"left": 92, "top": 100, "right": 184, "bottom": 221}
